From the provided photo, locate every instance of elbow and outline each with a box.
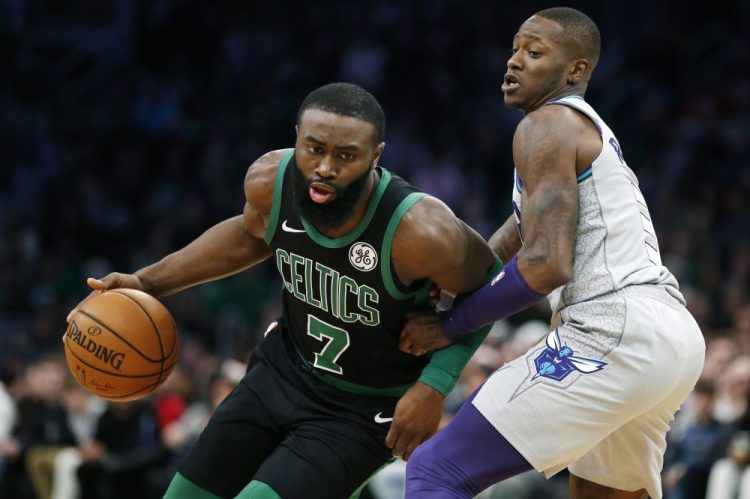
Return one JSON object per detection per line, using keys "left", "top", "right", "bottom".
{"left": 517, "top": 251, "right": 572, "bottom": 294}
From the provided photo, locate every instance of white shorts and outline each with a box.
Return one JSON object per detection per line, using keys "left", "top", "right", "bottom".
{"left": 472, "top": 285, "right": 705, "bottom": 499}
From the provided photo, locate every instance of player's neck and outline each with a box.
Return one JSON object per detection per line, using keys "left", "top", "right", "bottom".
{"left": 525, "top": 87, "right": 586, "bottom": 115}
{"left": 314, "top": 169, "right": 379, "bottom": 239}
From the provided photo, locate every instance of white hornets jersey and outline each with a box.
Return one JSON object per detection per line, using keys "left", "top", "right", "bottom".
{"left": 511, "top": 95, "right": 681, "bottom": 315}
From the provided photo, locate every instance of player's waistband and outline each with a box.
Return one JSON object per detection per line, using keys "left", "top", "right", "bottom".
{"left": 601, "top": 283, "right": 685, "bottom": 306}
{"left": 557, "top": 284, "right": 685, "bottom": 314}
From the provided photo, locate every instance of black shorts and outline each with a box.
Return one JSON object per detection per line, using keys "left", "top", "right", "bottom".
{"left": 178, "top": 322, "right": 401, "bottom": 499}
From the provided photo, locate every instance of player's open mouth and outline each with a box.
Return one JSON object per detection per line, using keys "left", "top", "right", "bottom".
{"left": 502, "top": 73, "right": 520, "bottom": 93}
{"left": 309, "top": 183, "right": 335, "bottom": 204}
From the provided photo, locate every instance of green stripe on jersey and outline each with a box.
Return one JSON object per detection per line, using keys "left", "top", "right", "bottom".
{"left": 381, "top": 192, "right": 429, "bottom": 300}
{"left": 236, "top": 480, "right": 282, "bottom": 499}
{"left": 163, "top": 472, "right": 223, "bottom": 499}
{"left": 263, "top": 149, "right": 294, "bottom": 244}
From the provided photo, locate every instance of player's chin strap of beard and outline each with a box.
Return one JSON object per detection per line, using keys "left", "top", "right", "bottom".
{"left": 439, "top": 256, "right": 545, "bottom": 340}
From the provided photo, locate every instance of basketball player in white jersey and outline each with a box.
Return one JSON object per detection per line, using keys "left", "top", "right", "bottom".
{"left": 401, "top": 7, "right": 705, "bottom": 499}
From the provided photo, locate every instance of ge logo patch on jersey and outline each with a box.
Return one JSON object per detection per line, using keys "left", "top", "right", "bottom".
{"left": 349, "top": 242, "right": 378, "bottom": 272}
{"left": 533, "top": 329, "right": 607, "bottom": 381}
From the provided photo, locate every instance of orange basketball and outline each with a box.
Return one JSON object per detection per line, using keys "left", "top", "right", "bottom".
{"left": 63, "top": 289, "right": 179, "bottom": 402}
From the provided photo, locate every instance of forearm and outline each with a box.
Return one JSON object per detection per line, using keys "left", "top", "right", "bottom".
{"left": 440, "top": 256, "right": 545, "bottom": 340}
{"left": 418, "top": 258, "right": 503, "bottom": 396}
{"left": 418, "top": 323, "right": 492, "bottom": 396}
{"left": 136, "top": 216, "right": 271, "bottom": 296}
{"left": 488, "top": 214, "right": 521, "bottom": 264}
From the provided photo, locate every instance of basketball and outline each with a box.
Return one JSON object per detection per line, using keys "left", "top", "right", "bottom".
{"left": 63, "top": 289, "right": 180, "bottom": 402}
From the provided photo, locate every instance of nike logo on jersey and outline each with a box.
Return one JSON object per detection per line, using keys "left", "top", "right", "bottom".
{"left": 374, "top": 412, "right": 393, "bottom": 424}
{"left": 282, "top": 220, "right": 306, "bottom": 233}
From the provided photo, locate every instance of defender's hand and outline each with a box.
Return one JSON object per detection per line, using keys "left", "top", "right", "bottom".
{"left": 399, "top": 309, "right": 453, "bottom": 356}
{"left": 385, "top": 382, "right": 444, "bottom": 460}
{"left": 65, "top": 273, "right": 145, "bottom": 324}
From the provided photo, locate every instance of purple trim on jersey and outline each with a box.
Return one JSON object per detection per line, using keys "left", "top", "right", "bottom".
{"left": 405, "top": 389, "right": 532, "bottom": 498}
{"left": 440, "top": 256, "right": 545, "bottom": 340}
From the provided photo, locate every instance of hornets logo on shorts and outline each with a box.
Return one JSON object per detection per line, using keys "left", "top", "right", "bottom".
{"left": 532, "top": 329, "right": 607, "bottom": 381}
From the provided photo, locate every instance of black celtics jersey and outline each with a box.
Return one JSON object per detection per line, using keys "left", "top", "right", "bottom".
{"left": 263, "top": 149, "right": 431, "bottom": 394}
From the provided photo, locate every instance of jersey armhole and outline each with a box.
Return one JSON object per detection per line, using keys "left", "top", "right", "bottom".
{"left": 263, "top": 149, "right": 294, "bottom": 244}
{"left": 380, "top": 192, "right": 432, "bottom": 302}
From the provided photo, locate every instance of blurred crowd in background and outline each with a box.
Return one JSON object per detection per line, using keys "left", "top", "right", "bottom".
{"left": 1, "top": 0, "right": 749, "bottom": 498}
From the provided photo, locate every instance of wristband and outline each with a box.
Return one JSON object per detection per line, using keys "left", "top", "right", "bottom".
{"left": 440, "top": 256, "right": 545, "bottom": 340}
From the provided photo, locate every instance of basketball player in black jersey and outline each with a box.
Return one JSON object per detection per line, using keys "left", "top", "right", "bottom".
{"left": 67, "top": 82, "right": 497, "bottom": 498}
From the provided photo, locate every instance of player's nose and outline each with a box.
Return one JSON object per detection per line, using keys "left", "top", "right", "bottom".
{"left": 507, "top": 53, "right": 522, "bottom": 70}
{"left": 315, "top": 154, "right": 336, "bottom": 178}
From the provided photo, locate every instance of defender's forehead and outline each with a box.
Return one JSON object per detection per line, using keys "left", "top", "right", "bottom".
{"left": 515, "top": 15, "right": 565, "bottom": 45}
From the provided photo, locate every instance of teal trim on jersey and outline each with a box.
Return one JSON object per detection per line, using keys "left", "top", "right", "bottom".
{"left": 349, "top": 458, "right": 397, "bottom": 499}
{"left": 300, "top": 168, "right": 392, "bottom": 248}
{"left": 380, "top": 192, "right": 429, "bottom": 300}
{"left": 314, "top": 369, "right": 412, "bottom": 397}
{"left": 418, "top": 256, "right": 503, "bottom": 396}
{"left": 577, "top": 166, "right": 593, "bottom": 183}
{"left": 263, "top": 149, "right": 295, "bottom": 244}
{"left": 236, "top": 480, "right": 282, "bottom": 499}
{"left": 163, "top": 472, "right": 222, "bottom": 499}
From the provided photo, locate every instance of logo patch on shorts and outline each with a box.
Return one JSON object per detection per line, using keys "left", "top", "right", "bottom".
{"left": 349, "top": 242, "right": 378, "bottom": 271}
{"left": 533, "top": 329, "right": 607, "bottom": 381}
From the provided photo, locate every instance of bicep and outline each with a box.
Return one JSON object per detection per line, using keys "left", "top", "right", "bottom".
{"left": 513, "top": 112, "right": 578, "bottom": 285}
{"left": 430, "top": 221, "right": 496, "bottom": 295}
{"left": 392, "top": 199, "right": 495, "bottom": 295}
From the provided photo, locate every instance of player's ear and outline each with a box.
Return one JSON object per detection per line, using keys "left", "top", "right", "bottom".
{"left": 372, "top": 142, "right": 385, "bottom": 168}
{"left": 567, "top": 58, "right": 590, "bottom": 84}
{"left": 295, "top": 124, "right": 299, "bottom": 136}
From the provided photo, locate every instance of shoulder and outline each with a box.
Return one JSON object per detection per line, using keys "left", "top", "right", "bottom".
{"left": 396, "top": 196, "right": 463, "bottom": 246}
{"left": 517, "top": 104, "right": 587, "bottom": 138}
{"left": 391, "top": 196, "right": 467, "bottom": 280}
{"left": 244, "top": 149, "right": 290, "bottom": 216}
{"left": 515, "top": 104, "right": 590, "bottom": 147}
{"left": 513, "top": 105, "right": 584, "bottom": 169}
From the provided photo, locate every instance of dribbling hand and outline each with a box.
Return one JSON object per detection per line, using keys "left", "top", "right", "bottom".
{"left": 64, "top": 273, "right": 145, "bottom": 333}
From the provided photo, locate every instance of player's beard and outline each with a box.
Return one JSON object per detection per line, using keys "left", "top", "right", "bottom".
{"left": 292, "top": 164, "right": 373, "bottom": 231}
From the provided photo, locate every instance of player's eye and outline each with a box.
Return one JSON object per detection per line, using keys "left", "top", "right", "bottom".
{"left": 510, "top": 47, "right": 519, "bottom": 55}
{"left": 308, "top": 145, "right": 324, "bottom": 154}
{"left": 339, "top": 152, "right": 354, "bottom": 161}
{"left": 528, "top": 50, "right": 541, "bottom": 57}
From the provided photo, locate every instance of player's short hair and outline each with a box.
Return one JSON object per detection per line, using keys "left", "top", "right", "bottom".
{"left": 297, "top": 82, "right": 385, "bottom": 145}
{"left": 535, "top": 7, "right": 601, "bottom": 69}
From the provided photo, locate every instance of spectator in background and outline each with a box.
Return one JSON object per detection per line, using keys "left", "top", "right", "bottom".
{"left": 44, "top": 379, "right": 106, "bottom": 499}
{"left": 160, "top": 359, "right": 244, "bottom": 476}
{"left": 704, "top": 387, "right": 750, "bottom": 499}
{"left": 0, "top": 357, "right": 76, "bottom": 498}
{"left": 714, "top": 356, "right": 750, "bottom": 423}
{"left": 663, "top": 379, "right": 729, "bottom": 499}
{"left": 76, "top": 399, "right": 166, "bottom": 499}
{"left": 0, "top": 368, "right": 18, "bottom": 479}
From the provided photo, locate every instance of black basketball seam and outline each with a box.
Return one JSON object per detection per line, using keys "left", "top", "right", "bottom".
{"left": 77, "top": 308, "right": 162, "bottom": 363}
{"left": 108, "top": 290, "right": 167, "bottom": 378}
{"left": 65, "top": 340, "right": 177, "bottom": 378}
{"left": 95, "top": 380, "right": 163, "bottom": 400}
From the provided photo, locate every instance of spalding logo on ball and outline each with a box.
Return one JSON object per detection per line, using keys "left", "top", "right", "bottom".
{"left": 63, "top": 288, "right": 179, "bottom": 402}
